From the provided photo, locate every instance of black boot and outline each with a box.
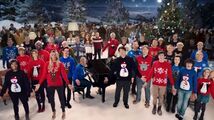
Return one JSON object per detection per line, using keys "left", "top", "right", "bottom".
{"left": 66, "top": 102, "right": 72, "bottom": 109}
{"left": 193, "top": 112, "right": 198, "bottom": 120}
{"left": 166, "top": 104, "right": 170, "bottom": 112}
{"left": 199, "top": 113, "right": 204, "bottom": 120}
{"left": 86, "top": 94, "right": 94, "bottom": 99}
{"left": 152, "top": 105, "right": 157, "bottom": 115}
{"left": 157, "top": 106, "right": 162, "bottom": 116}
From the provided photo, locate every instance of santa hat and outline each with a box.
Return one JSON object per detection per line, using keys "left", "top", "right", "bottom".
{"left": 35, "top": 41, "right": 44, "bottom": 46}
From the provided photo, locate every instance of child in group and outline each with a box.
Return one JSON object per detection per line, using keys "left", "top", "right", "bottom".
{"left": 193, "top": 68, "right": 214, "bottom": 120}
{"left": 175, "top": 59, "right": 197, "bottom": 120}
{"left": 166, "top": 56, "right": 182, "bottom": 113}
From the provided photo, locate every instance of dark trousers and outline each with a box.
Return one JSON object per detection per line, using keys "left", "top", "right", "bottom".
{"left": 63, "top": 85, "right": 71, "bottom": 104}
{"left": 114, "top": 80, "right": 131, "bottom": 105}
{"left": 166, "top": 89, "right": 178, "bottom": 110}
{"left": 86, "top": 53, "right": 93, "bottom": 61}
{"left": 47, "top": 86, "right": 65, "bottom": 112}
{"left": 131, "top": 77, "right": 136, "bottom": 94}
{"left": 194, "top": 101, "right": 206, "bottom": 118}
{"left": 75, "top": 79, "right": 92, "bottom": 95}
{"left": 94, "top": 48, "right": 101, "bottom": 60}
{"left": 10, "top": 93, "right": 29, "bottom": 116}
{"left": 32, "top": 80, "right": 45, "bottom": 109}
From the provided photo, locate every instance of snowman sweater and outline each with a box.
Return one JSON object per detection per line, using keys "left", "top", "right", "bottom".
{"left": 16, "top": 55, "right": 32, "bottom": 73}
{"left": 28, "top": 59, "right": 45, "bottom": 81}
{"left": 147, "top": 61, "right": 174, "bottom": 86}
{"left": 0, "top": 70, "right": 30, "bottom": 96}
{"left": 112, "top": 56, "right": 135, "bottom": 81}
{"left": 197, "top": 78, "right": 213, "bottom": 95}
{"left": 175, "top": 68, "right": 197, "bottom": 93}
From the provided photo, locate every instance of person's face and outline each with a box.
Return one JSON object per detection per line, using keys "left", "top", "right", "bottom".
{"left": 122, "top": 38, "right": 127, "bottom": 44}
{"left": 158, "top": 54, "right": 165, "bottom": 61}
{"left": 51, "top": 53, "right": 57, "bottom": 61}
{"left": 197, "top": 43, "right": 203, "bottom": 50}
{"left": 111, "top": 34, "right": 115, "bottom": 39}
{"left": 7, "top": 39, "right": 13, "bottom": 46}
{"left": 196, "top": 52, "right": 203, "bottom": 61}
{"left": 142, "top": 47, "right": 149, "bottom": 56}
{"left": 167, "top": 45, "right": 174, "bottom": 53}
{"left": 11, "top": 62, "right": 18, "bottom": 71}
{"left": 32, "top": 51, "right": 38, "bottom": 59}
{"left": 173, "top": 34, "right": 178, "bottom": 40}
{"left": 152, "top": 40, "right": 158, "bottom": 47}
{"left": 18, "top": 49, "right": 25, "bottom": 55}
{"left": 63, "top": 48, "right": 70, "bottom": 57}
{"left": 133, "top": 42, "right": 139, "bottom": 49}
{"left": 177, "top": 44, "right": 183, "bottom": 49}
{"left": 75, "top": 37, "right": 80, "bottom": 43}
{"left": 203, "top": 70, "right": 210, "bottom": 78}
{"left": 95, "top": 32, "right": 99, "bottom": 37}
{"left": 210, "top": 71, "right": 214, "bottom": 80}
{"left": 186, "top": 63, "right": 193, "bottom": 69}
{"left": 35, "top": 44, "right": 42, "bottom": 50}
{"left": 119, "top": 49, "right": 126, "bottom": 57}
{"left": 174, "top": 57, "right": 180, "bottom": 65}
{"left": 158, "top": 40, "right": 163, "bottom": 45}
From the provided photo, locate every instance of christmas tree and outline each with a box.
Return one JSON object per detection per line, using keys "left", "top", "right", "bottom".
{"left": 104, "top": 0, "right": 129, "bottom": 24}
{"left": 157, "top": 0, "right": 184, "bottom": 35}
{"left": 63, "top": 0, "right": 86, "bottom": 23}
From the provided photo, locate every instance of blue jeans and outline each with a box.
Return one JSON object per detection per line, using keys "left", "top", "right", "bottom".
{"left": 136, "top": 77, "right": 151, "bottom": 103}
{"left": 177, "top": 89, "right": 192, "bottom": 117}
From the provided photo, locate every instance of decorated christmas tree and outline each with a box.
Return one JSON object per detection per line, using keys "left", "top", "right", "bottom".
{"left": 63, "top": 0, "right": 86, "bottom": 23}
{"left": 157, "top": 0, "right": 184, "bottom": 35}
{"left": 104, "top": 0, "right": 129, "bottom": 24}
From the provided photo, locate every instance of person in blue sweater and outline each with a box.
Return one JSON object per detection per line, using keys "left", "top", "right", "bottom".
{"left": 175, "top": 59, "right": 197, "bottom": 120}
{"left": 127, "top": 40, "right": 142, "bottom": 95}
{"left": 3, "top": 38, "right": 18, "bottom": 68}
{"left": 166, "top": 56, "right": 182, "bottom": 113}
{"left": 59, "top": 47, "right": 76, "bottom": 108}
{"left": 194, "top": 51, "right": 209, "bottom": 78}
{"left": 72, "top": 57, "right": 94, "bottom": 99}
{"left": 191, "top": 41, "right": 208, "bottom": 62}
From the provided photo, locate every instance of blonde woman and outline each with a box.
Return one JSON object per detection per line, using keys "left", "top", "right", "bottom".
{"left": 35, "top": 50, "right": 72, "bottom": 119}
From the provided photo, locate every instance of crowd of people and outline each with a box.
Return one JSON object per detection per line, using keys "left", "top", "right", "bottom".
{"left": 0, "top": 22, "right": 214, "bottom": 120}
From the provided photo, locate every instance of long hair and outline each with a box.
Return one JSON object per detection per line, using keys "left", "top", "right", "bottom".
{"left": 48, "top": 50, "right": 60, "bottom": 73}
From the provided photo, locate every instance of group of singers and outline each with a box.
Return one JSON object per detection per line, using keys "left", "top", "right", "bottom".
{"left": 0, "top": 31, "right": 214, "bottom": 120}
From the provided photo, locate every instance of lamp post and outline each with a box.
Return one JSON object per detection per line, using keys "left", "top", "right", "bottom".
{"left": 68, "top": 22, "right": 79, "bottom": 35}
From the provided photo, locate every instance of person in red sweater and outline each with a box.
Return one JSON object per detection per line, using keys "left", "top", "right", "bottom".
{"left": 149, "top": 38, "right": 161, "bottom": 59}
{"left": 45, "top": 35, "right": 59, "bottom": 53}
{"left": 35, "top": 41, "right": 50, "bottom": 62}
{"left": 133, "top": 45, "right": 153, "bottom": 108}
{"left": 147, "top": 51, "right": 176, "bottom": 116}
{"left": 193, "top": 68, "right": 214, "bottom": 120}
{"left": 35, "top": 50, "right": 72, "bottom": 120}
{"left": 92, "top": 32, "right": 103, "bottom": 59}
{"left": 16, "top": 46, "right": 31, "bottom": 73}
{"left": 28, "top": 49, "right": 46, "bottom": 113}
{"left": 102, "top": 32, "right": 119, "bottom": 57}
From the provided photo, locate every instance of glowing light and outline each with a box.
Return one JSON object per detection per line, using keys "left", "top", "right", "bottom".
{"left": 157, "top": 0, "right": 162, "bottom": 3}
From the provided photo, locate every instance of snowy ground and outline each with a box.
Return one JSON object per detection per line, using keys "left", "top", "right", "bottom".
{"left": 0, "top": 59, "right": 214, "bottom": 120}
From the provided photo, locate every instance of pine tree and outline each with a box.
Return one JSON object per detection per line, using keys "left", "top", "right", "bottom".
{"left": 15, "top": 0, "right": 50, "bottom": 23}
{"left": 63, "top": 0, "right": 86, "bottom": 23}
{"left": 105, "top": 0, "right": 129, "bottom": 24}
{"left": 0, "top": 0, "right": 17, "bottom": 21}
{"left": 157, "top": 0, "right": 184, "bottom": 35}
